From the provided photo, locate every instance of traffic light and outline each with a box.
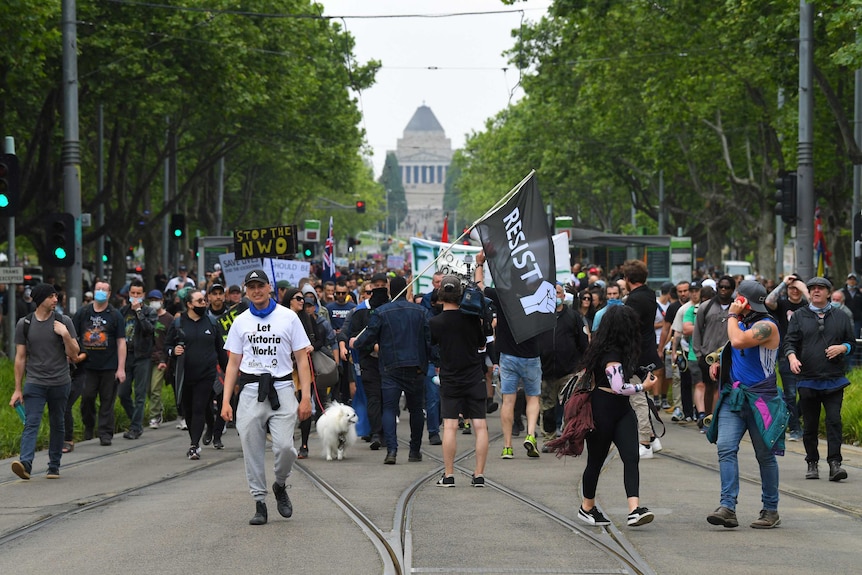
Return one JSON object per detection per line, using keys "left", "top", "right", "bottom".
{"left": 0, "top": 153, "right": 21, "bottom": 217}
{"left": 170, "top": 213, "right": 186, "bottom": 239}
{"left": 102, "top": 238, "right": 112, "bottom": 263}
{"left": 347, "top": 236, "right": 361, "bottom": 252}
{"left": 355, "top": 200, "right": 366, "bottom": 214}
{"left": 302, "top": 242, "right": 315, "bottom": 259}
{"left": 774, "top": 171, "right": 798, "bottom": 225}
{"left": 45, "top": 213, "right": 75, "bottom": 267}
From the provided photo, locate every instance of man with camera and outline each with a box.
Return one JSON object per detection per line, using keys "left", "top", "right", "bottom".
{"left": 429, "top": 275, "right": 490, "bottom": 486}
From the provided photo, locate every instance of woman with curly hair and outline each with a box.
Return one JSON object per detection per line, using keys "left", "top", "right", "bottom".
{"left": 577, "top": 305, "right": 658, "bottom": 528}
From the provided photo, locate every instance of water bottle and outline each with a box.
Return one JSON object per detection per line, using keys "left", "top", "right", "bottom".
{"left": 14, "top": 400, "right": 26, "bottom": 424}
{"left": 432, "top": 375, "right": 440, "bottom": 386}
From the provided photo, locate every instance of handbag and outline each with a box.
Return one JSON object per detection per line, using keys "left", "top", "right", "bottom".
{"left": 311, "top": 349, "right": 339, "bottom": 390}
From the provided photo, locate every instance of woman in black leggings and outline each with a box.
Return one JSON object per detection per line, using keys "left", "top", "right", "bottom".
{"left": 577, "top": 305, "right": 658, "bottom": 528}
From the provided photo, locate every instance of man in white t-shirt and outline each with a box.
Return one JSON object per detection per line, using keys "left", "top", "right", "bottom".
{"left": 221, "top": 269, "right": 312, "bottom": 526}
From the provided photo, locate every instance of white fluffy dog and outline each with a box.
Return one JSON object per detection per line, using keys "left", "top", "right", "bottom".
{"left": 315, "top": 401, "right": 358, "bottom": 461}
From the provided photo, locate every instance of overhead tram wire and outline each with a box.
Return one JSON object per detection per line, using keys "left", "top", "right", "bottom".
{"left": 100, "top": 0, "right": 549, "bottom": 20}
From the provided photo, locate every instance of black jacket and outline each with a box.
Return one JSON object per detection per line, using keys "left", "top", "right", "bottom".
{"left": 784, "top": 306, "right": 854, "bottom": 380}
{"left": 540, "top": 306, "right": 589, "bottom": 379}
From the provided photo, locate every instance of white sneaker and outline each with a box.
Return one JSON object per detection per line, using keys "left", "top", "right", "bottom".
{"left": 177, "top": 418, "right": 188, "bottom": 430}
{"left": 650, "top": 437, "right": 663, "bottom": 453}
{"left": 639, "top": 444, "right": 653, "bottom": 459}
{"left": 149, "top": 418, "right": 160, "bottom": 430}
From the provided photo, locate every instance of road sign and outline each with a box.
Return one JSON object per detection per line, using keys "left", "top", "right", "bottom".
{"left": 0, "top": 266, "right": 24, "bottom": 284}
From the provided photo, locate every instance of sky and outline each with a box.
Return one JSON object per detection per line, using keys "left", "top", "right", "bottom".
{"left": 321, "top": 0, "right": 553, "bottom": 178}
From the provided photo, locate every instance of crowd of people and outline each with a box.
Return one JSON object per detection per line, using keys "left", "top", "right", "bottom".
{"left": 6, "top": 255, "right": 857, "bottom": 529}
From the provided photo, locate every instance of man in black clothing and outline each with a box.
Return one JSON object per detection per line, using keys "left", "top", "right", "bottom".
{"left": 118, "top": 279, "right": 157, "bottom": 439}
{"left": 765, "top": 274, "right": 809, "bottom": 441}
{"left": 785, "top": 276, "right": 854, "bottom": 482}
{"left": 622, "top": 259, "right": 662, "bottom": 458}
{"left": 841, "top": 272, "right": 862, "bottom": 339}
{"left": 539, "top": 283, "right": 589, "bottom": 450}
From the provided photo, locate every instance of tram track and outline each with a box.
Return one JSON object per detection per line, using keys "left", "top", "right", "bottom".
{"left": 296, "top": 431, "right": 655, "bottom": 575}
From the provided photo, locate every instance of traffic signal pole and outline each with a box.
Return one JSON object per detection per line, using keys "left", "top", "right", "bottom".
{"left": 796, "top": 2, "right": 814, "bottom": 280}
{"left": 62, "top": 0, "right": 83, "bottom": 311}
{"left": 4, "top": 136, "right": 17, "bottom": 359}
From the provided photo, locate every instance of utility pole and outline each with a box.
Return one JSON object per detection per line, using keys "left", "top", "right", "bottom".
{"left": 62, "top": 0, "right": 83, "bottom": 311}
{"left": 853, "top": 31, "right": 862, "bottom": 274}
{"left": 796, "top": 2, "right": 814, "bottom": 280}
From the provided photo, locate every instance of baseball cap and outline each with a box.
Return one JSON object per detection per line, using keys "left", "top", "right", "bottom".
{"left": 370, "top": 272, "right": 389, "bottom": 284}
{"left": 806, "top": 276, "right": 833, "bottom": 291}
{"left": 690, "top": 280, "right": 702, "bottom": 290}
{"left": 178, "top": 265, "right": 187, "bottom": 272}
{"left": 702, "top": 278, "right": 717, "bottom": 290}
{"left": 228, "top": 284, "right": 241, "bottom": 294}
{"left": 208, "top": 283, "right": 225, "bottom": 293}
{"left": 147, "top": 289, "right": 163, "bottom": 300}
{"left": 440, "top": 275, "right": 461, "bottom": 294}
{"left": 736, "top": 280, "right": 768, "bottom": 313}
{"left": 243, "top": 269, "right": 269, "bottom": 285}
{"left": 848, "top": 273, "right": 857, "bottom": 279}
{"left": 276, "top": 280, "right": 290, "bottom": 289}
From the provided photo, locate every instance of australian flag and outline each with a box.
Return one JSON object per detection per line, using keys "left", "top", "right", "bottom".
{"left": 475, "top": 172, "right": 556, "bottom": 343}
{"left": 322, "top": 216, "right": 336, "bottom": 282}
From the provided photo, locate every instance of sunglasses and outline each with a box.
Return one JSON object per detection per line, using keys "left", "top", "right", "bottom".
{"left": 292, "top": 296, "right": 304, "bottom": 302}
{"left": 335, "top": 291, "right": 348, "bottom": 296}
{"left": 581, "top": 296, "right": 591, "bottom": 301}
{"left": 718, "top": 285, "right": 733, "bottom": 290}
{"left": 364, "top": 291, "right": 373, "bottom": 295}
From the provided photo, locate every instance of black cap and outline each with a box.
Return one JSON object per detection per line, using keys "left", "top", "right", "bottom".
{"left": 370, "top": 272, "right": 388, "bottom": 284}
{"left": 689, "top": 280, "right": 702, "bottom": 290}
{"left": 243, "top": 269, "right": 269, "bottom": 285}
{"left": 228, "top": 285, "right": 241, "bottom": 293}
{"left": 178, "top": 265, "right": 187, "bottom": 272}
{"left": 208, "top": 283, "right": 225, "bottom": 293}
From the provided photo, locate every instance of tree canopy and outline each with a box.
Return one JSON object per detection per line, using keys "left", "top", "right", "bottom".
{"left": 1, "top": 0, "right": 380, "bottom": 289}
{"left": 454, "top": 0, "right": 862, "bottom": 276}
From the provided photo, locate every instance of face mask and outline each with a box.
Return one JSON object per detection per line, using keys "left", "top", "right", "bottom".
{"left": 369, "top": 287, "right": 390, "bottom": 308}
{"left": 192, "top": 305, "right": 207, "bottom": 316}
{"left": 130, "top": 297, "right": 143, "bottom": 305}
{"left": 94, "top": 290, "right": 108, "bottom": 303}
{"left": 556, "top": 298, "right": 563, "bottom": 306}
{"left": 149, "top": 301, "right": 162, "bottom": 311}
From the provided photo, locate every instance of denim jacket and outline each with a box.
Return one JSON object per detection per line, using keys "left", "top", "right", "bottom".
{"left": 353, "top": 299, "right": 430, "bottom": 373}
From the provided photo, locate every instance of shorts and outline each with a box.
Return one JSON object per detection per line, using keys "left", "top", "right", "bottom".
{"left": 499, "top": 353, "right": 542, "bottom": 397}
{"left": 688, "top": 360, "right": 703, "bottom": 384}
{"left": 441, "top": 393, "right": 486, "bottom": 420}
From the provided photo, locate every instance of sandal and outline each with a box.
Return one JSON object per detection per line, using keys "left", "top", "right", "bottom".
{"left": 62, "top": 441, "right": 74, "bottom": 453}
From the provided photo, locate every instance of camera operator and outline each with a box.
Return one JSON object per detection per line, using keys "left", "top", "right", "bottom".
{"left": 429, "top": 275, "right": 489, "bottom": 486}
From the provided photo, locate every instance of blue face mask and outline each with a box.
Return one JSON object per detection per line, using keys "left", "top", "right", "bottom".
{"left": 94, "top": 290, "right": 108, "bottom": 303}
{"left": 556, "top": 298, "right": 563, "bottom": 306}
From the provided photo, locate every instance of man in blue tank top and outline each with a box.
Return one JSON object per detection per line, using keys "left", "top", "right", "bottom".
{"left": 705, "top": 280, "right": 787, "bottom": 530}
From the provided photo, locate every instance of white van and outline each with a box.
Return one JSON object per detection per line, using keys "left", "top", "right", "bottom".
{"left": 722, "top": 260, "right": 752, "bottom": 277}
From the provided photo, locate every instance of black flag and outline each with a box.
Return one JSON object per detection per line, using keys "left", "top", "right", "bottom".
{"left": 475, "top": 173, "right": 556, "bottom": 343}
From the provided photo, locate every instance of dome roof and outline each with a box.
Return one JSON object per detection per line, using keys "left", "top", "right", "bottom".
{"left": 405, "top": 105, "right": 444, "bottom": 133}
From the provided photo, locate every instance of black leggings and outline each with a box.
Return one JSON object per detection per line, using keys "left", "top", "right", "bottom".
{"left": 582, "top": 389, "right": 640, "bottom": 500}
{"left": 298, "top": 383, "right": 327, "bottom": 448}
{"left": 182, "top": 378, "right": 212, "bottom": 447}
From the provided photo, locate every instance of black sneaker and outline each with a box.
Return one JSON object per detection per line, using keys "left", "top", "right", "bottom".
{"left": 369, "top": 435, "right": 382, "bottom": 450}
{"left": 428, "top": 433, "right": 442, "bottom": 445}
{"left": 436, "top": 474, "right": 455, "bottom": 487}
{"left": 84, "top": 428, "right": 94, "bottom": 441}
{"left": 11, "top": 460, "right": 31, "bottom": 480}
{"left": 272, "top": 482, "right": 293, "bottom": 517}
{"left": 202, "top": 426, "right": 213, "bottom": 446}
{"left": 249, "top": 501, "right": 268, "bottom": 525}
{"left": 578, "top": 505, "right": 611, "bottom": 526}
{"left": 471, "top": 475, "right": 486, "bottom": 488}
{"left": 486, "top": 398, "right": 499, "bottom": 414}
{"left": 806, "top": 461, "right": 819, "bottom": 480}
{"left": 187, "top": 445, "right": 201, "bottom": 460}
{"left": 627, "top": 507, "right": 655, "bottom": 526}
{"left": 408, "top": 451, "right": 422, "bottom": 462}
{"left": 123, "top": 428, "right": 142, "bottom": 440}
{"left": 46, "top": 467, "right": 60, "bottom": 479}
{"left": 829, "top": 461, "right": 848, "bottom": 482}
{"left": 297, "top": 446, "right": 308, "bottom": 459}
{"left": 384, "top": 450, "right": 397, "bottom": 464}
{"left": 213, "top": 439, "right": 224, "bottom": 450}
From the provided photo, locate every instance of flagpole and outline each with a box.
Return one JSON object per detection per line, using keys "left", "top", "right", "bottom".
{"left": 352, "top": 170, "right": 538, "bottom": 342}
{"left": 405, "top": 169, "right": 536, "bottom": 295}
